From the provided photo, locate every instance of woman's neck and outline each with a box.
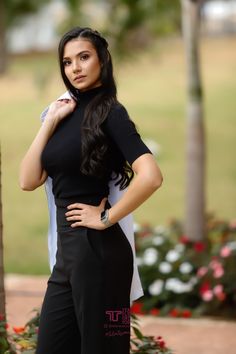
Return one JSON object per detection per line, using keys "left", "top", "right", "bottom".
{"left": 76, "top": 85, "right": 103, "bottom": 103}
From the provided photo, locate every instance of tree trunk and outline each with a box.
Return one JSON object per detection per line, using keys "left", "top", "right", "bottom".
{"left": 0, "top": 0, "right": 7, "bottom": 75}
{"left": 181, "top": 0, "right": 206, "bottom": 241}
{"left": 0, "top": 146, "right": 6, "bottom": 316}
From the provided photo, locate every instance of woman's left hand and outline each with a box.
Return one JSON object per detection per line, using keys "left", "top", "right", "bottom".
{"left": 65, "top": 197, "right": 108, "bottom": 230}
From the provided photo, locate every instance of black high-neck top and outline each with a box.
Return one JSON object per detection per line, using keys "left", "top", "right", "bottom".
{"left": 41, "top": 86, "right": 151, "bottom": 202}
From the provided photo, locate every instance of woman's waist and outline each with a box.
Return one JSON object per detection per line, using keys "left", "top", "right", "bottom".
{"left": 55, "top": 194, "right": 107, "bottom": 231}
{"left": 55, "top": 194, "right": 106, "bottom": 208}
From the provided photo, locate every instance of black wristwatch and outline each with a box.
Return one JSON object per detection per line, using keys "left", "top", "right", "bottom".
{"left": 100, "top": 209, "right": 113, "bottom": 227}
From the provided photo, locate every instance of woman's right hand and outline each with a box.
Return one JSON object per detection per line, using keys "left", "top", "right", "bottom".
{"left": 45, "top": 98, "right": 77, "bottom": 124}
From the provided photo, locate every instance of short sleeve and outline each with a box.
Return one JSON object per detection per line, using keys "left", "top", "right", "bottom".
{"left": 103, "top": 104, "right": 152, "bottom": 165}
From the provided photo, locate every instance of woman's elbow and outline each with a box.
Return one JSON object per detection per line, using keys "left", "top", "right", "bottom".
{"left": 19, "top": 167, "right": 47, "bottom": 191}
{"left": 141, "top": 170, "right": 163, "bottom": 193}
{"left": 152, "top": 172, "right": 163, "bottom": 191}
{"left": 19, "top": 173, "right": 43, "bottom": 191}
{"left": 133, "top": 154, "right": 163, "bottom": 192}
{"left": 19, "top": 179, "right": 37, "bottom": 191}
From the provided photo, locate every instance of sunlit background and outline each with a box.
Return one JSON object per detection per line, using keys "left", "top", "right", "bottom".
{"left": 0, "top": 3, "right": 236, "bottom": 353}
{"left": 0, "top": 0, "right": 235, "bottom": 275}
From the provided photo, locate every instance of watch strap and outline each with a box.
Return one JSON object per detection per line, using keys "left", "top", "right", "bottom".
{"left": 100, "top": 209, "right": 113, "bottom": 227}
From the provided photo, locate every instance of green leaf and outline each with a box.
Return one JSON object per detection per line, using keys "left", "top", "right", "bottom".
{"left": 132, "top": 326, "right": 143, "bottom": 340}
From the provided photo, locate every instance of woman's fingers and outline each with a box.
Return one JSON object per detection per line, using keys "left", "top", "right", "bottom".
{"left": 67, "top": 202, "right": 85, "bottom": 210}
{"left": 65, "top": 203, "right": 86, "bottom": 222}
{"left": 66, "top": 214, "right": 81, "bottom": 221}
{"left": 65, "top": 198, "right": 108, "bottom": 230}
{"left": 57, "top": 98, "right": 70, "bottom": 103}
{"left": 66, "top": 208, "right": 82, "bottom": 222}
{"left": 46, "top": 98, "right": 76, "bottom": 122}
{"left": 65, "top": 209, "right": 82, "bottom": 216}
{"left": 71, "top": 221, "right": 83, "bottom": 228}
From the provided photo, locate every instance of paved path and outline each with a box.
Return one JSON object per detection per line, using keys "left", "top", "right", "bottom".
{"left": 5, "top": 274, "right": 236, "bottom": 354}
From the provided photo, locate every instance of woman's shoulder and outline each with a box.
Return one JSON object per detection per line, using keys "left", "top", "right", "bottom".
{"left": 108, "top": 101, "right": 130, "bottom": 121}
{"left": 104, "top": 100, "right": 136, "bottom": 135}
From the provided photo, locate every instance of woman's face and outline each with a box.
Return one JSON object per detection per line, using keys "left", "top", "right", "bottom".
{"left": 63, "top": 38, "right": 102, "bottom": 92}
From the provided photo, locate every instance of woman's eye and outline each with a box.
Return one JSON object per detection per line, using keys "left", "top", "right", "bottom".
{"left": 80, "top": 54, "right": 89, "bottom": 61}
{"left": 63, "top": 60, "right": 71, "bottom": 66}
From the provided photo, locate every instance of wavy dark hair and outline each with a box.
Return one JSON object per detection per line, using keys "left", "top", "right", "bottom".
{"left": 58, "top": 27, "right": 134, "bottom": 189}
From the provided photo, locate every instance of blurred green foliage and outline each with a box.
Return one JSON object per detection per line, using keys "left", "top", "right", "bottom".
{"left": 4, "top": 0, "right": 50, "bottom": 26}
{"left": 1, "top": 37, "right": 236, "bottom": 274}
{"left": 106, "top": 0, "right": 181, "bottom": 55}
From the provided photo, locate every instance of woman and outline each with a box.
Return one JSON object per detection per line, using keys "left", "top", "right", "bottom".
{"left": 20, "top": 27, "right": 163, "bottom": 354}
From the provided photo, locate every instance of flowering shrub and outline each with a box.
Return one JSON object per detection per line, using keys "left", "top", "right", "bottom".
{"left": 130, "top": 314, "right": 172, "bottom": 353}
{"left": 0, "top": 310, "right": 173, "bottom": 354}
{"left": 133, "top": 215, "right": 236, "bottom": 317}
{"left": 0, "top": 309, "right": 39, "bottom": 354}
{"left": 196, "top": 242, "right": 236, "bottom": 316}
{"left": 0, "top": 314, "right": 11, "bottom": 354}
{"left": 9, "top": 309, "right": 39, "bottom": 353}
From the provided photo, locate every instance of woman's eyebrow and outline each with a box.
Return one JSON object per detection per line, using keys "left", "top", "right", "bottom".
{"left": 63, "top": 50, "right": 91, "bottom": 60}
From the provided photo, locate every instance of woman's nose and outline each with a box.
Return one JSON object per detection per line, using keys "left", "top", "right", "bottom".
{"left": 72, "top": 60, "right": 81, "bottom": 73}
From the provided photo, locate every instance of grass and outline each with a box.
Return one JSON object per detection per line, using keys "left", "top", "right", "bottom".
{"left": 0, "top": 36, "right": 236, "bottom": 274}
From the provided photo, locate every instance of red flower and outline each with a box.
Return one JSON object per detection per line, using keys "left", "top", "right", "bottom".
{"left": 200, "top": 281, "right": 210, "bottom": 295}
{"left": 131, "top": 301, "right": 145, "bottom": 315}
{"left": 5, "top": 323, "right": 9, "bottom": 329}
{"left": 194, "top": 242, "right": 206, "bottom": 252}
{"left": 213, "top": 285, "right": 226, "bottom": 302}
{"left": 159, "top": 339, "right": 166, "bottom": 348}
{"left": 149, "top": 308, "right": 160, "bottom": 316}
{"left": 169, "top": 308, "right": 179, "bottom": 317}
{"left": 182, "top": 309, "right": 192, "bottom": 318}
{"left": 0, "top": 313, "right": 4, "bottom": 321}
{"left": 13, "top": 326, "right": 25, "bottom": 334}
{"left": 154, "top": 336, "right": 166, "bottom": 349}
{"left": 179, "top": 235, "right": 189, "bottom": 244}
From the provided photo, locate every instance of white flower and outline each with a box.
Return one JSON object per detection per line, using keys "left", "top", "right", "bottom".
{"left": 189, "top": 276, "right": 198, "bottom": 286}
{"left": 178, "top": 282, "right": 193, "bottom": 293}
{"left": 159, "top": 261, "right": 172, "bottom": 274}
{"left": 165, "top": 278, "right": 193, "bottom": 294}
{"left": 174, "top": 244, "right": 185, "bottom": 253}
{"left": 143, "top": 248, "right": 158, "bottom": 265}
{"left": 148, "top": 279, "right": 164, "bottom": 296}
{"left": 166, "top": 250, "right": 180, "bottom": 263}
{"left": 179, "top": 262, "right": 193, "bottom": 274}
{"left": 152, "top": 236, "right": 164, "bottom": 246}
{"left": 154, "top": 225, "right": 167, "bottom": 234}
{"left": 165, "top": 278, "right": 180, "bottom": 292}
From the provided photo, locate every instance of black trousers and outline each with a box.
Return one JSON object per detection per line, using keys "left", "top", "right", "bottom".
{"left": 36, "top": 197, "right": 133, "bottom": 354}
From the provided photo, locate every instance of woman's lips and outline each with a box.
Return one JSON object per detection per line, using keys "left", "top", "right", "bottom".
{"left": 74, "top": 75, "right": 86, "bottom": 82}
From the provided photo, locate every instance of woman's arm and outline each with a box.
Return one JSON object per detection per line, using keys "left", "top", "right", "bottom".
{"left": 20, "top": 98, "right": 76, "bottom": 191}
{"left": 66, "top": 153, "right": 163, "bottom": 229}
{"left": 108, "top": 153, "right": 163, "bottom": 224}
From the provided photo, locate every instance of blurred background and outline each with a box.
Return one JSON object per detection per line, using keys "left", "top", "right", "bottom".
{"left": 0, "top": 0, "right": 235, "bottom": 319}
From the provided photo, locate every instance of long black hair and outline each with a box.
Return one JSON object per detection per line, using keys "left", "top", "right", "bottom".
{"left": 58, "top": 27, "right": 134, "bottom": 189}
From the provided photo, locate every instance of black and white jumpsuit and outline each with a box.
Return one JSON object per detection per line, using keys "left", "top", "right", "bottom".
{"left": 37, "top": 86, "right": 151, "bottom": 354}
